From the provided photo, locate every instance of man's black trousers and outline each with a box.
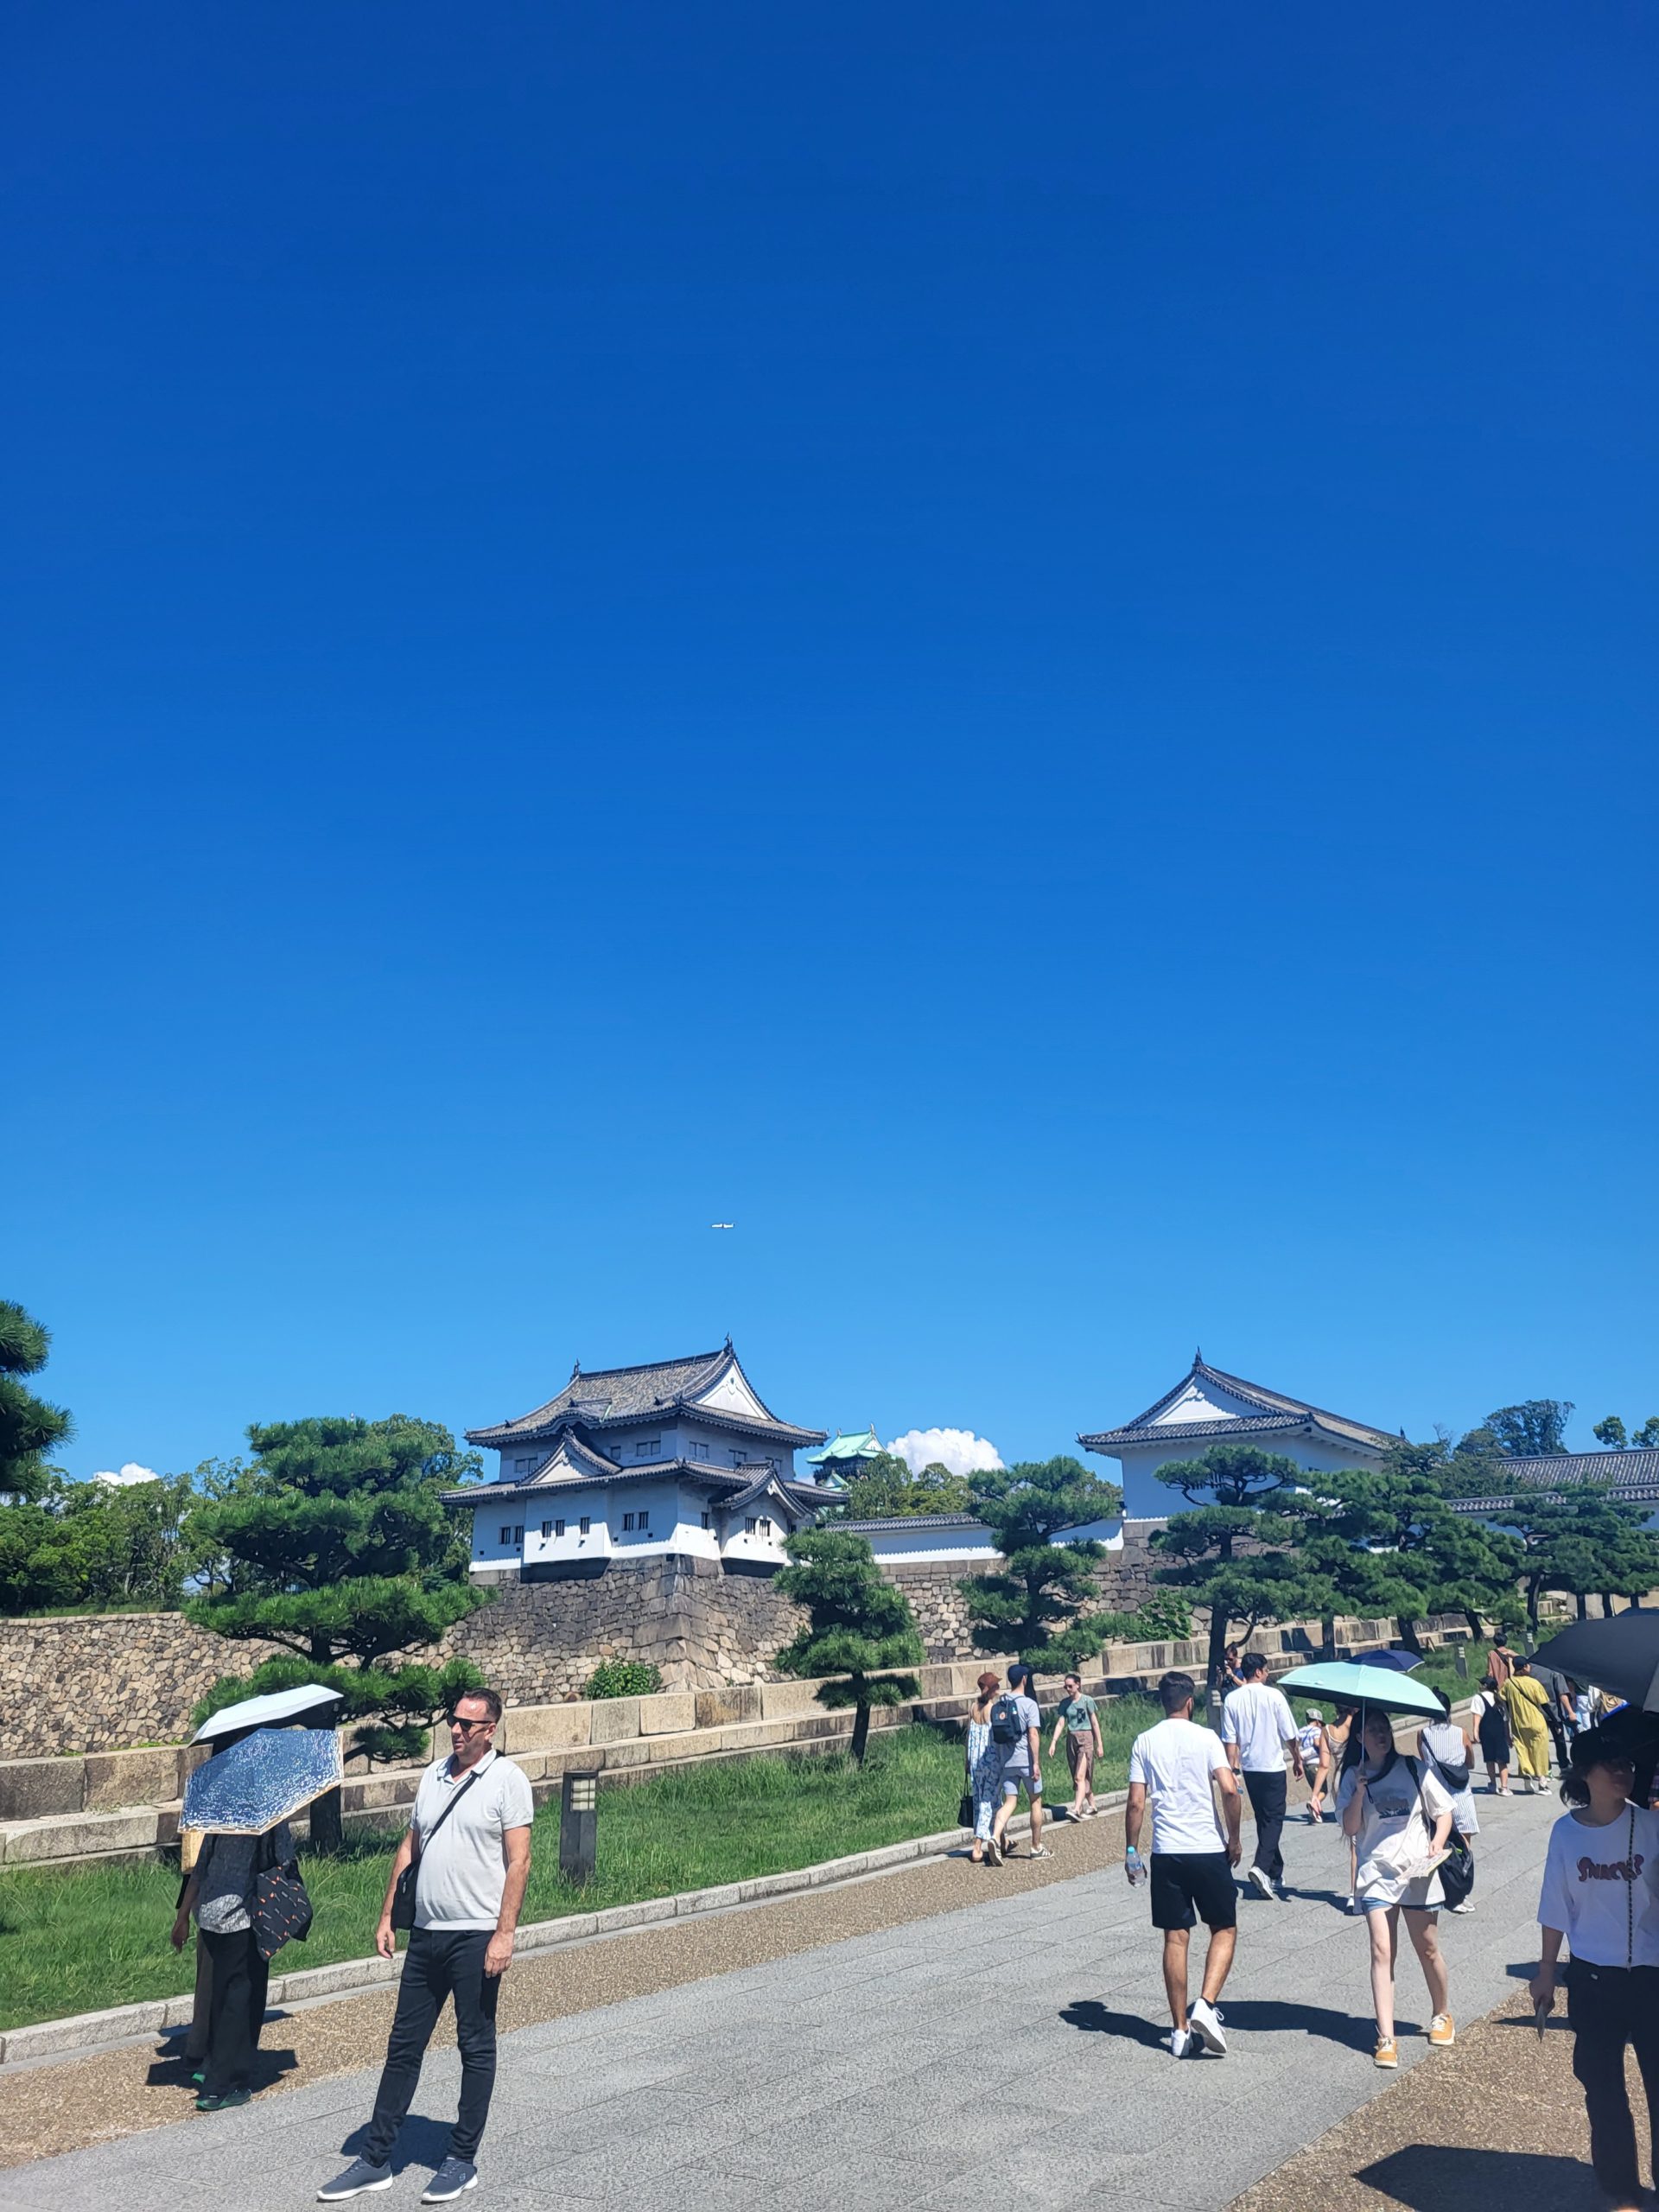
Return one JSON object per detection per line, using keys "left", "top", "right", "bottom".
{"left": 1568, "top": 1960, "right": 1659, "bottom": 2201}
{"left": 365, "top": 1928, "right": 500, "bottom": 2165}
{"left": 1243, "top": 1769, "right": 1287, "bottom": 1885}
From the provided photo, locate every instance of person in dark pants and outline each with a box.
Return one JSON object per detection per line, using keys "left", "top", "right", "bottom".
{"left": 170, "top": 1821, "right": 290, "bottom": 2111}
{"left": 320, "top": 1688, "right": 532, "bottom": 2207}
{"left": 1533, "top": 1726, "right": 1659, "bottom": 2212}
{"left": 1221, "top": 1654, "right": 1302, "bottom": 1901}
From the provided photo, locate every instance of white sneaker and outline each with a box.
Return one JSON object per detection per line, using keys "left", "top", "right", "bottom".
{"left": 1189, "top": 1996, "right": 1228, "bottom": 2054}
{"left": 1248, "top": 1866, "right": 1274, "bottom": 1900}
{"left": 1344, "top": 1895, "right": 1357, "bottom": 1914}
{"left": 1166, "top": 2027, "right": 1193, "bottom": 2058}
{"left": 1450, "top": 1899, "right": 1475, "bottom": 1914}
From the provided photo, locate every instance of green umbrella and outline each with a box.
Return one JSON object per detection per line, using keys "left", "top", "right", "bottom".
{"left": 1276, "top": 1661, "right": 1446, "bottom": 1718}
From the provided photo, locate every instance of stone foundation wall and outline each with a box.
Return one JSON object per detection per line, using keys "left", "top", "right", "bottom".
{"left": 0, "top": 1615, "right": 289, "bottom": 1761}
{"left": 439, "top": 1556, "right": 808, "bottom": 1702}
{"left": 880, "top": 1525, "right": 1164, "bottom": 1662}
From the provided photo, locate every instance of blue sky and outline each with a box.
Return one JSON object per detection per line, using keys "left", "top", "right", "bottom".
{"left": 5, "top": 4, "right": 1656, "bottom": 1484}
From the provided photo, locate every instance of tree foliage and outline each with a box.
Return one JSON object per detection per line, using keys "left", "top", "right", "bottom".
{"left": 0, "top": 1302, "right": 73, "bottom": 1504}
{"left": 0, "top": 1463, "right": 235, "bottom": 1615}
{"left": 833, "top": 1452, "right": 972, "bottom": 1521}
{"left": 1292, "top": 1442, "right": 1525, "bottom": 1649}
{"left": 184, "top": 1414, "right": 486, "bottom": 1783}
{"left": 1147, "top": 1447, "right": 1330, "bottom": 1701}
{"left": 773, "top": 1529, "right": 925, "bottom": 1763}
{"left": 1593, "top": 1414, "right": 1659, "bottom": 1452}
{"left": 1488, "top": 1488, "right": 1659, "bottom": 1633}
{"left": 958, "top": 1455, "right": 1126, "bottom": 1670}
{"left": 1480, "top": 1400, "right": 1575, "bottom": 1458}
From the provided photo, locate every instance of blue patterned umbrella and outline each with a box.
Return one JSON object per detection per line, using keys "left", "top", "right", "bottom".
{"left": 182, "top": 1726, "right": 343, "bottom": 1836}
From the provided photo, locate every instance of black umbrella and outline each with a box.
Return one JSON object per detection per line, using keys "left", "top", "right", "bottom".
{"left": 1351, "top": 1649, "right": 1423, "bottom": 1674}
{"left": 1533, "top": 1614, "right": 1659, "bottom": 1712}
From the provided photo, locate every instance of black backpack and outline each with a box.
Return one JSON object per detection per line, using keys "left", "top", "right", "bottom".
{"left": 990, "top": 1695, "right": 1025, "bottom": 1746}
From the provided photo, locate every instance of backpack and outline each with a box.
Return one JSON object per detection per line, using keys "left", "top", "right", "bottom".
{"left": 1421, "top": 1729, "right": 1471, "bottom": 1796}
{"left": 990, "top": 1695, "right": 1025, "bottom": 1747}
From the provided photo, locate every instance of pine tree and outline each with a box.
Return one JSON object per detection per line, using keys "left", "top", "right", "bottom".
{"left": 958, "top": 1456, "right": 1132, "bottom": 1669}
{"left": 772, "top": 1529, "right": 925, "bottom": 1764}
{"left": 0, "top": 1301, "right": 73, "bottom": 1503}
{"left": 184, "top": 1414, "right": 486, "bottom": 1844}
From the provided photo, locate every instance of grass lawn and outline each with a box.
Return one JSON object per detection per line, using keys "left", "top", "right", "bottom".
{"left": 0, "top": 1707, "right": 1154, "bottom": 2034}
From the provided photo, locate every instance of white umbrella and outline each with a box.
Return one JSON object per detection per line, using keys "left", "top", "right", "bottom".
{"left": 193, "top": 1683, "right": 345, "bottom": 1744}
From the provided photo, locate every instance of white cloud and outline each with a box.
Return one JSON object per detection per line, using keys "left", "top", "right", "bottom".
{"left": 92, "top": 1462, "right": 160, "bottom": 1487}
{"left": 885, "top": 1428, "right": 1005, "bottom": 1481}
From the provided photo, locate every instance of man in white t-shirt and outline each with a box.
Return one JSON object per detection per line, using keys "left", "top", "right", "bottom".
{"left": 321, "top": 1688, "right": 534, "bottom": 2206}
{"left": 1126, "top": 1670, "right": 1243, "bottom": 2059}
{"left": 1222, "top": 1653, "right": 1303, "bottom": 1901}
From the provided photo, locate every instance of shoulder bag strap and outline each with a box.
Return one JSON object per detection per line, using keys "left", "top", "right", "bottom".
{"left": 1629, "top": 1807, "right": 1636, "bottom": 1969}
{"left": 412, "top": 1766, "right": 481, "bottom": 1866}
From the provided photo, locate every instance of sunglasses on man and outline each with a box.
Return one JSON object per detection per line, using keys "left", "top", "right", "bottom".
{"left": 447, "top": 1712, "right": 495, "bottom": 1734}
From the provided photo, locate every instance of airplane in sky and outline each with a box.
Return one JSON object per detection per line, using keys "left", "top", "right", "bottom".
{"left": 710, "top": 1221, "right": 734, "bottom": 1230}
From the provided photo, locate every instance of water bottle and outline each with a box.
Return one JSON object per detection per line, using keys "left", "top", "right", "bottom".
{"left": 1125, "top": 1846, "right": 1147, "bottom": 1886}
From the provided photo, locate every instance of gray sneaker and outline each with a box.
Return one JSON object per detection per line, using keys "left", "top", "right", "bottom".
{"left": 317, "top": 2160, "right": 391, "bottom": 2202}
{"left": 423, "top": 2158, "right": 479, "bottom": 2203}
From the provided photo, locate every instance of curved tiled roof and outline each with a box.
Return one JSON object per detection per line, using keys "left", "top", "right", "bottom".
{"left": 1447, "top": 1447, "right": 1659, "bottom": 1514}
{"left": 1079, "top": 1355, "right": 1396, "bottom": 1458}
{"left": 466, "top": 1344, "right": 825, "bottom": 1450}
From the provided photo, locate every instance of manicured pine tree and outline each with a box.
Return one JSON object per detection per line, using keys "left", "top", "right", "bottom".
{"left": 958, "top": 1455, "right": 1136, "bottom": 1670}
{"left": 185, "top": 1414, "right": 486, "bottom": 1846}
{"left": 772, "top": 1529, "right": 925, "bottom": 1764}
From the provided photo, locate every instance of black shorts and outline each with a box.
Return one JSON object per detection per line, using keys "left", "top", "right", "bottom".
{"left": 1150, "top": 1852, "right": 1237, "bottom": 1933}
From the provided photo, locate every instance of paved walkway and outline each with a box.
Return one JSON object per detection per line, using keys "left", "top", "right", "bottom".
{"left": 0, "top": 1792, "right": 1556, "bottom": 2212}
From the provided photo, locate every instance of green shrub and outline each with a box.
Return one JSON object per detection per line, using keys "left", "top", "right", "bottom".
{"left": 584, "top": 1658, "right": 664, "bottom": 1699}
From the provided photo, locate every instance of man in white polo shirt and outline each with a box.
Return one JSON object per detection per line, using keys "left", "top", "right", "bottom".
{"left": 1222, "top": 1652, "right": 1303, "bottom": 1901}
{"left": 321, "top": 1687, "right": 534, "bottom": 2206}
{"left": 1126, "top": 1669, "right": 1243, "bottom": 2058}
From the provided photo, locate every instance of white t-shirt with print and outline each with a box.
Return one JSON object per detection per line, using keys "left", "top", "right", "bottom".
{"left": 1537, "top": 1802, "right": 1659, "bottom": 1968}
{"left": 1221, "top": 1682, "right": 1298, "bottom": 1772}
{"left": 1128, "top": 1717, "right": 1230, "bottom": 1857}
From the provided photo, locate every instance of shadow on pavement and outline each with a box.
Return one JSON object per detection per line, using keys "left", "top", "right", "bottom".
{"left": 143, "top": 2044, "right": 298, "bottom": 2092}
{"left": 340, "top": 2113, "right": 451, "bottom": 2174}
{"left": 1211, "top": 1998, "right": 1377, "bottom": 2052}
{"left": 1057, "top": 2001, "right": 1167, "bottom": 2049}
{"left": 1353, "top": 2145, "right": 1604, "bottom": 2211}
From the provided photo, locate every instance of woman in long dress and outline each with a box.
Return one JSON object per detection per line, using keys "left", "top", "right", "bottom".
{"left": 1501, "top": 1661, "right": 1555, "bottom": 1793}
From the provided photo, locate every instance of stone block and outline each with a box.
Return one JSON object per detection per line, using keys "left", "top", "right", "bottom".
{"left": 589, "top": 1698, "right": 641, "bottom": 1745}
{"left": 3, "top": 1807, "right": 160, "bottom": 1862}
{"left": 0, "top": 1999, "right": 168, "bottom": 2063}
{"left": 737, "top": 1870, "right": 812, "bottom": 1904}
{"left": 518, "top": 1912, "right": 597, "bottom": 1953}
{"left": 590, "top": 1897, "right": 677, "bottom": 1936}
{"left": 758, "top": 1679, "right": 828, "bottom": 1721}
{"left": 637, "top": 1693, "right": 696, "bottom": 1737}
{"left": 694, "top": 1686, "right": 761, "bottom": 1729}
{"left": 501, "top": 1703, "right": 592, "bottom": 1752}
{"left": 647, "top": 1730, "right": 700, "bottom": 1763}
{"left": 82, "top": 1747, "right": 182, "bottom": 1811}
{"left": 677, "top": 1880, "right": 744, "bottom": 1916}
{"left": 597, "top": 1737, "right": 650, "bottom": 1770}
{"left": 344, "top": 1772, "right": 421, "bottom": 1814}
{"left": 279, "top": 1955, "right": 400, "bottom": 2003}
{"left": 0, "top": 1757, "right": 86, "bottom": 1821}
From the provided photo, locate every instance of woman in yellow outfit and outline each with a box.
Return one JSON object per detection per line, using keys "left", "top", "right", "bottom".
{"left": 1500, "top": 1660, "right": 1554, "bottom": 1793}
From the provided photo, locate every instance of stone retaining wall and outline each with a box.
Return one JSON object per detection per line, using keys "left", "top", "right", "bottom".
{"left": 0, "top": 1614, "right": 289, "bottom": 1762}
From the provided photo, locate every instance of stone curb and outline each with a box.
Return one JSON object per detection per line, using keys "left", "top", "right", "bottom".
{"left": 0, "top": 1796, "right": 1125, "bottom": 2072}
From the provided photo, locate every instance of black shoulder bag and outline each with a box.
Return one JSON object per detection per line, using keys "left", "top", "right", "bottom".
{"left": 391, "top": 1768, "right": 480, "bottom": 1932}
{"left": 252, "top": 1829, "right": 315, "bottom": 1962}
